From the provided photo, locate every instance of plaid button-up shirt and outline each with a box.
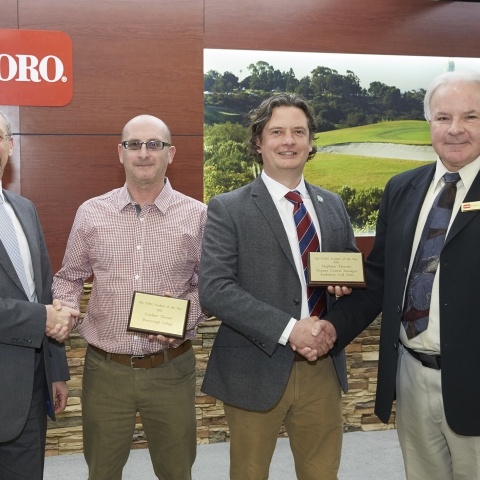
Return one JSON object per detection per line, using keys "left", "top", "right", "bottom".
{"left": 53, "top": 179, "right": 207, "bottom": 355}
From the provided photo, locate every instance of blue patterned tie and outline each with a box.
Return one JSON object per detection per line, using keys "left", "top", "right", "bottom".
{"left": 0, "top": 195, "right": 32, "bottom": 300}
{"left": 402, "top": 172, "right": 460, "bottom": 338}
{"left": 285, "top": 190, "right": 326, "bottom": 317}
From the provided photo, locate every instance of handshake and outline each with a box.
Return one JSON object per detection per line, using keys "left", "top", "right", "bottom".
{"left": 45, "top": 299, "right": 80, "bottom": 343}
{"left": 289, "top": 316, "right": 337, "bottom": 362}
{"left": 288, "top": 285, "right": 349, "bottom": 361}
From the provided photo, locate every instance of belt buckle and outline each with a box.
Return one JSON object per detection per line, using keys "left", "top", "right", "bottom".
{"left": 130, "top": 355, "right": 146, "bottom": 370}
{"left": 424, "top": 355, "right": 441, "bottom": 370}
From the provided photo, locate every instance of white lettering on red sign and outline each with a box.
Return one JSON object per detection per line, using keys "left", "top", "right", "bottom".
{"left": 0, "top": 29, "right": 73, "bottom": 106}
{"left": 0, "top": 54, "right": 66, "bottom": 83}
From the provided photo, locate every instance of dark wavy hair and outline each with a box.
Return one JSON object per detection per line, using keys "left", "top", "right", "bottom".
{"left": 247, "top": 93, "right": 318, "bottom": 164}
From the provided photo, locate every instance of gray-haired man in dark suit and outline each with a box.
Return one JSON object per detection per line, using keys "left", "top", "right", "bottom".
{"left": 199, "top": 94, "right": 357, "bottom": 480}
{"left": 323, "top": 70, "right": 480, "bottom": 480}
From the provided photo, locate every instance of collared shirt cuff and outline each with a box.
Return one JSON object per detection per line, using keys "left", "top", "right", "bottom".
{"left": 279, "top": 317, "right": 297, "bottom": 345}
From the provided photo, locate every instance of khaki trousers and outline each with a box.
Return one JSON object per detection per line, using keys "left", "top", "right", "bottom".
{"left": 396, "top": 345, "right": 480, "bottom": 480}
{"left": 82, "top": 345, "right": 197, "bottom": 480}
{"left": 225, "top": 355, "right": 343, "bottom": 480}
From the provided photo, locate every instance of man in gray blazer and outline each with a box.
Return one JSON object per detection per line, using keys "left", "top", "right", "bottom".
{"left": 199, "top": 94, "right": 357, "bottom": 480}
{"left": 0, "top": 111, "right": 78, "bottom": 480}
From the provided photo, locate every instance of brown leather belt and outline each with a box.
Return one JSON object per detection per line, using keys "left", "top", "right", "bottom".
{"left": 89, "top": 340, "right": 192, "bottom": 369}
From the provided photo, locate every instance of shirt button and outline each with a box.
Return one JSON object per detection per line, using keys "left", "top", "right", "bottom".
{"left": 134, "top": 275, "right": 140, "bottom": 280}
{"left": 136, "top": 245, "right": 142, "bottom": 250}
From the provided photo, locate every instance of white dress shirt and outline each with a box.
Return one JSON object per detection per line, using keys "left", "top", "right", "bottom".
{"left": 400, "top": 156, "right": 480, "bottom": 353}
{"left": 261, "top": 171, "right": 322, "bottom": 345}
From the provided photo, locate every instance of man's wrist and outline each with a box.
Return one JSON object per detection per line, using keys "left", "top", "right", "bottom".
{"left": 279, "top": 317, "right": 297, "bottom": 345}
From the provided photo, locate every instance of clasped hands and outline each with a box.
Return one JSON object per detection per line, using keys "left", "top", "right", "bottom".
{"left": 45, "top": 299, "right": 80, "bottom": 342}
{"left": 288, "top": 285, "right": 350, "bottom": 361}
{"left": 289, "top": 316, "right": 336, "bottom": 362}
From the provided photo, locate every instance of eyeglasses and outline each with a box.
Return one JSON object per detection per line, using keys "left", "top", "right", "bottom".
{"left": 122, "top": 140, "right": 171, "bottom": 151}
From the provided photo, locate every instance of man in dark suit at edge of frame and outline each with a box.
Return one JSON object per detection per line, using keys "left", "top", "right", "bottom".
{"left": 0, "top": 110, "right": 78, "bottom": 480}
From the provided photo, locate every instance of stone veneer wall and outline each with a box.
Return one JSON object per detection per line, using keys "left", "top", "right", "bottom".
{"left": 45, "top": 285, "right": 395, "bottom": 456}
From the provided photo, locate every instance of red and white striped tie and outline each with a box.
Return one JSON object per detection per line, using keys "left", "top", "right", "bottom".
{"left": 285, "top": 190, "right": 326, "bottom": 317}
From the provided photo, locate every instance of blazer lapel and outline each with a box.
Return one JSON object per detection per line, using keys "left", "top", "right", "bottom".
{"left": 445, "top": 169, "right": 480, "bottom": 245}
{"left": 306, "top": 183, "right": 333, "bottom": 251}
{"left": 396, "top": 166, "right": 435, "bottom": 264}
{"left": 3, "top": 191, "right": 41, "bottom": 300}
{"left": 0, "top": 235, "right": 23, "bottom": 293}
{"left": 0, "top": 192, "right": 25, "bottom": 294}
{"left": 251, "top": 177, "right": 297, "bottom": 271}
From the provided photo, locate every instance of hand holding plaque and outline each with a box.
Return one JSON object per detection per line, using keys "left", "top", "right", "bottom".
{"left": 308, "top": 252, "right": 366, "bottom": 288}
{"left": 127, "top": 291, "right": 190, "bottom": 338}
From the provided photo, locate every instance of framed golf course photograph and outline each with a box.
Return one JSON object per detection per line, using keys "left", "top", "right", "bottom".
{"left": 203, "top": 50, "right": 480, "bottom": 234}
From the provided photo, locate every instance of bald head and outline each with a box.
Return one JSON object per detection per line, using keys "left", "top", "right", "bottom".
{"left": 122, "top": 115, "right": 172, "bottom": 143}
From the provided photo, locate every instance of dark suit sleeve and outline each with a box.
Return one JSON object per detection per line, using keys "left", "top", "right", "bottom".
{"left": 34, "top": 204, "right": 70, "bottom": 382}
{"left": 199, "top": 195, "right": 293, "bottom": 356}
{"left": 324, "top": 182, "right": 389, "bottom": 351}
{"left": 0, "top": 196, "right": 69, "bottom": 381}
{"left": 0, "top": 299, "right": 46, "bottom": 347}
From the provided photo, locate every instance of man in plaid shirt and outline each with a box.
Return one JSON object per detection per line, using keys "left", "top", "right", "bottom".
{"left": 53, "top": 114, "right": 207, "bottom": 480}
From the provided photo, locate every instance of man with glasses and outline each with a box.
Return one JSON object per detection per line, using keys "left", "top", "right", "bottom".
{"left": 0, "top": 111, "right": 78, "bottom": 480}
{"left": 53, "top": 114, "right": 207, "bottom": 480}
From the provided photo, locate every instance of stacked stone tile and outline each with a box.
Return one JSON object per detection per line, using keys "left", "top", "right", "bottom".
{"left": 46, "top": 285, "right": 394, "bottom": 456}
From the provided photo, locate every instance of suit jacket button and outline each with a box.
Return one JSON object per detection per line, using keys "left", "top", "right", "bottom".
{"left": 293, "top": 298, "right": 300, "bottom": 305}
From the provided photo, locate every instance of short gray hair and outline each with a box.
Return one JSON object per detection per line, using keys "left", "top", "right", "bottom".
{"left": 424, "top": 70, "right": 480, "bottom": 121}
{"left": 0, "top": 111, "right": 12, "bottom": 137}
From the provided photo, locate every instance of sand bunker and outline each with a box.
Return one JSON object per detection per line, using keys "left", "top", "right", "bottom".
{"left": 319, "top": 142, "right": 436, "bottom": 161}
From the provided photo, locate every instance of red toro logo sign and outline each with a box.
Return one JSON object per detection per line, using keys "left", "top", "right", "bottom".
{"left": 0, "top": 29, "right": 73, "bottom": 106}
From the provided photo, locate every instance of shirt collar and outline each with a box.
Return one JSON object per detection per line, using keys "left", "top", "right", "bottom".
{"left": 261, "top": 171, "right": 308, "bottom": 200}
{"left": 116, "top": 178, "right": 174, "bottom": 212}
{"left": 434, "top": 156, "right": 480, "bottom": 193}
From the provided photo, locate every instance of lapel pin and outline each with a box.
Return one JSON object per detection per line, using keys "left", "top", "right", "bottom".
{"left": 317, "top": 195, "right": 324, "bottom": 204}
{"left": 461, "top": 201, "right": 480, "bottom": 212}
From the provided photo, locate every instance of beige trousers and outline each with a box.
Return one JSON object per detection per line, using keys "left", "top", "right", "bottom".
{"left": 225, "top": 355, "right": 343, "bottom": 480}
{"left": 396, "top": 345, "right": 480, "bottom": 480}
